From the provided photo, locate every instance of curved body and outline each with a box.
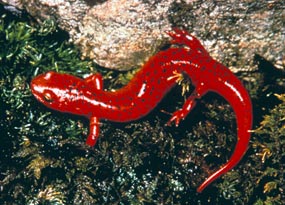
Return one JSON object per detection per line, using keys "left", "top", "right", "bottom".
{"left": 31, "top": 29, "right": 252, "bottom": 193}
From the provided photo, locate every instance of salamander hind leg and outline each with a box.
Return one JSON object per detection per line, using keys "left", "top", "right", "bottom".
{"left": 167, "top": 28, "right": 209, "bottom": 56}
{"left": 167, "top": 84, "right": 207, "bottom": 127}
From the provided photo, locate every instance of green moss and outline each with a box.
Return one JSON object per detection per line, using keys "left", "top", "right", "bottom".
{"left": 250, "top": 94, "right": 285, "bottom": 204}
{"left": 1, "top": 7, "right": 285, "bottom": 205}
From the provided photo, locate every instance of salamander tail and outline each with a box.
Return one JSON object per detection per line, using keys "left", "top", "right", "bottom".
{"left": 197, "top": 74, "right": 253, "bottom": 193}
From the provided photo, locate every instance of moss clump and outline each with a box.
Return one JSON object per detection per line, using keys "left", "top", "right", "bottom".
{"left": 250, "top": 94, "right": 285, "bottom": 204}
{"left": 1, "top": 6, "right": 285, "bottom": 204}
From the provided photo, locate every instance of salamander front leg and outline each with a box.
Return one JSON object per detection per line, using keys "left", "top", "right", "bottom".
{"left": 86, "top": 116, "right": 100, "bottom": 146}
{"left": 84, "top": 73, "right": 103, "bottom": 90}
{"left": 167, "top": 84, "right": 207, "bottom": 126}
{"left": 84, "top": 73, "right": 103, "bottom": 146}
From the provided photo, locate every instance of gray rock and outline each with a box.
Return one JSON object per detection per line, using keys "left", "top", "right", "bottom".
{"left": 1, "top": 0, "right": 284, "bottom": 71}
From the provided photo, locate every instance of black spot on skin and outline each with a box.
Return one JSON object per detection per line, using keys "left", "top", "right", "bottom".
{"left": 161, "top": 53, "right": 170, "bottom": 60}
{"left": 200, "top": 66, "right": 206, "bottom": 71}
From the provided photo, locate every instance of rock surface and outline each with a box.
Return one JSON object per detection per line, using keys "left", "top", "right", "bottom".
{"left": 1, "top": 0, "right": 284, "bottom": 71}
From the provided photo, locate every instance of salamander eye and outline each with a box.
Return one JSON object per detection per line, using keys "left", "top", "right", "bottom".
{"left": 43, "top": 91, "right": 54, "bottom": 102}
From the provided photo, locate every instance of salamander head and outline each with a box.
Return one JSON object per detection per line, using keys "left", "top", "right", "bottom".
{"left": 30, "top": 71, "right": 78, "bottom": 112}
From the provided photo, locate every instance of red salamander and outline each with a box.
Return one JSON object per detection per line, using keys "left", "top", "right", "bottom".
{"left": 31, "top": 29, "right": 253, "bottom": 193}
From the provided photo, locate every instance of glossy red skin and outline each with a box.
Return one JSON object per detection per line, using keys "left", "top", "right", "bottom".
{"left": 30, "top": 29, "right": 252, "bottom": 193}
